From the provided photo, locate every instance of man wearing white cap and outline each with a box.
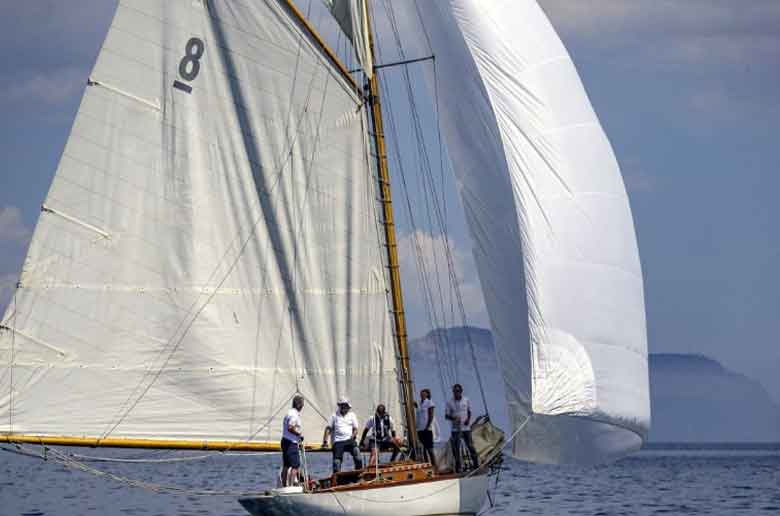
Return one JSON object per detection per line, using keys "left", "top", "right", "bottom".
{"left": 322, "top": 397, "right": 363, "bottom": 473}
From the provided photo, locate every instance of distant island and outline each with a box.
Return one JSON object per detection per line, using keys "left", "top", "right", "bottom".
{"left": 409, "top": 326, "right": 780, "bottom": 443}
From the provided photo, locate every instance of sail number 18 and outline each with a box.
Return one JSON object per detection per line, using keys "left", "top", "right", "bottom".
{"left": 173, "top": 37, "right": 205, "bottom": 95}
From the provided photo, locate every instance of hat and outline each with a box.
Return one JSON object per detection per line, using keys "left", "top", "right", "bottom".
{"left": 337, "top": 396, "right": 351, "bottom": 408}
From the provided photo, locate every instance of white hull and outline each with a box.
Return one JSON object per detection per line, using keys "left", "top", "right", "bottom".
{"left": 239, "top": 474, "right": 489, "bottom": 516}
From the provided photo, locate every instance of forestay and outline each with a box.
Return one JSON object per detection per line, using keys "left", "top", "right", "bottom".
{"left": 0, "top": 0, "right": 400, "bottom": 446}
{"left": 418, "top": 0, "right": 650, "bottom": 464}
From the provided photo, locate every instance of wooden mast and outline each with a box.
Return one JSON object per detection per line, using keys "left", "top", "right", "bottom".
{"left": 364, "top": 3, "right": 419, "bottom": 452}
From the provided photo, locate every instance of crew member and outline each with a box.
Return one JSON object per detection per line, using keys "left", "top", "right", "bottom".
{"left": 359, "top": 403, "right": 402, "bottom": 467}
{"left": 280, "top": 395, "right": 304, "bottom": 486}
{"left": 322, "top": 397, "right": 363, "bottom": 473}
{"left": 416, "top": 388, "right": 438, "bottom": 471}
{"left": 445, "top": 384, "right": 479, "bottom": 472}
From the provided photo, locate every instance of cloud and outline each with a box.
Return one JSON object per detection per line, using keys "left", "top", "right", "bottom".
{"left": 398, "top": 230, "right": 488, "bottom": 337}
{"left": 2, "top": 67, "right": 87, "bottom": 106}
{"left": 0, "top": 1, "right": 117, "bottom": 108}
{"left": 0, "top": 2, "right": 117, "bottom": 40}
{"left": 539, "top": 0, "right": 780, "bottom": 66}
{"left": 621, "top": 158, "right": 657, "bottom": 194}
{"left": 0, "top": 206, "right": 31, "bottom": 244}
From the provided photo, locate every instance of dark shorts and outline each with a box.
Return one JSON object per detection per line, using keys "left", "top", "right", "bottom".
{"left": 417, "top": 429, "right": 434, "bottom": 450}
{"left": 368, "top": 436, "right": 395, "bottom": 449}
{"left": 281, "top": 437, "right": 300, "bottom": 469}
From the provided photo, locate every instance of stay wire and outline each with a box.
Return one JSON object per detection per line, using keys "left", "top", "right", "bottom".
{"left": 382, "top": 0, "right": 459, "bottom": 384}
{"left": 11, "top": 391, "right": 308, "bottom": 496}
{"left": 388, "top": 0, "right": 490, "bottom": 415}
{"left": 100, "top": 1, "right": 331, "bottom": 441}
{"left": 373, "top": 42, "right": 456, "bottom": 390}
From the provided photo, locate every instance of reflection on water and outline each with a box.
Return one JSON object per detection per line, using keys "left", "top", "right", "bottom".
{"left": 2, "top": 447, "right": 779, "bottom": 515}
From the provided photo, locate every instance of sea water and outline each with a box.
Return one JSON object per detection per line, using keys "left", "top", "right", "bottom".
{"left": 1, "top": 446, "right": 778, "bottom": 515}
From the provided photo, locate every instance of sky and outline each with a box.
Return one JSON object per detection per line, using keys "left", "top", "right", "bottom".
{"left": 0, "top": 1, "right": 778, "bottom": 404}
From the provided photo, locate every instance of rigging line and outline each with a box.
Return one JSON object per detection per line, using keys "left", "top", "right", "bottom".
{"left": 65, "top": 452, "right": 219, "bottom": 464}
{"left": 79, "top": 396, "right": 302, "bottom": 494}
{"left": 360, "top": 76, "right": 403, "bottom": 432}
{"left": 98, "top": 68, "right": 325, "bottom": 442}
{"left": 99, "top": 3, "right": 334, "bottom": 439}
{"left": 385, "top": 1, "right": 488, "bottom": 413}
{"left": 287, "top": 44, "right": 335, "bottom": 398}
{"left": 332, "top": 414, "right": 532, "bottom": 505}
{"left": 285, "top": 0, "right": 313, "bottom": 398}
{"left": 107, "top": 0, "right": 321, "bottom": 438}
{"left": 16, "top": 392, "right": 302, "bottom": 498}
{"left": 377, "top": 70, "right": 455, "bottom": 389}
{"left": 372, "top": 28, "right": 456, "bottom": 389}
{"left": 432, "top": 59, "right": 456, "bottom": 332}
{"left": 383, "top": 1, "right": 451, "bottom": 337}
{"left": 412, "top": 0, "right": 435, "bottom": 59}
{"left": 35, "top": 445, "right": 267, "bottom": 497}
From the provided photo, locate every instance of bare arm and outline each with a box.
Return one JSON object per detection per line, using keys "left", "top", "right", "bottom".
{"left": 359, "top": 427, "right": 368, "bottom": 447}
{"left": 426, "top": 406, "right": 434, "bottom": 430}
{"left": 287, "top": 422, "right": 303, "bottom": 439}
{"left": 322, "top": 426, "right": 331, "bottom": 446}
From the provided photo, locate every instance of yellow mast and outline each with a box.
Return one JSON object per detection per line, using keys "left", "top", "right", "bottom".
{"left": 364, "top": 3, "right": 419, "bottom": 452}
{"left": 281, "top": 0, "right": 360, "bottom": 93}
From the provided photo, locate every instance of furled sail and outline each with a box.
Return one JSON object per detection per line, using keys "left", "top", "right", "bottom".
{"left": 418, "top": 0, "right": 650, "bottom": 464}
{"left": 0, "top": 0, "right": 400, "bottom": 447}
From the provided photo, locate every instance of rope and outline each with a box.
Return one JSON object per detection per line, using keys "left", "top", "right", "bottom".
{"left": 326, "top": 414, "right": 532, "bottom": 505}
{"left": 382, "top": 0, "right": 491, "bottom": 415}
{"left": 6, "top": 392, "right": 301, "bottom": 495}
{"left": 99, "top": 2, "right": 332, "bottom": 441}
{"left": 372, "top": 10, "right": 458, "bottom": 392}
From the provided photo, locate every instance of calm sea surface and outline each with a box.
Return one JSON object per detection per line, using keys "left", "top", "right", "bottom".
{"left": 1, "top": 446, "right": 778, "bottom": 515}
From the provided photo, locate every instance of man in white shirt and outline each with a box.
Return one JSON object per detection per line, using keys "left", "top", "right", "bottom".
{"left": 445, "top": 383, "right": 479, "bottom": 472}
{"left": 322, "top": 397, "right": 363, "bottom": 473}
{"left": 280, "top": 395, "right": 304, "bottom": 486}
{"left": 359, "top": 403, "right": 402, "bottom": 467}
{"left": 415, "top": 388, "right": 438, "bottom": 471}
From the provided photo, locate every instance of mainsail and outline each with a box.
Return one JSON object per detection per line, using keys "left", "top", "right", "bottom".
{"left": 0, "top": 0, "right": 400, "bottom": 447}
{"left": 419, "top": 0, "right": 650, "bottom": 464}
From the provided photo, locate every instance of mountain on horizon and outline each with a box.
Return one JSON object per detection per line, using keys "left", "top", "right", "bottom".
{"left": 409, "top": 326, "right": 780, "bottom": 443}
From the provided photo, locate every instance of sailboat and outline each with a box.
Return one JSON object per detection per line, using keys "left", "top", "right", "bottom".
{"left": 0, "top": 0, "right": 649, "bottom": 515}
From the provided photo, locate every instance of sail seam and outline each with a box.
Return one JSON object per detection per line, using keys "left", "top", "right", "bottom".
{"left": 5, "top": 363, "right": 398, "bottom": 374}
{"left": 15, "top": 283, "right": 388, "bottom": 295}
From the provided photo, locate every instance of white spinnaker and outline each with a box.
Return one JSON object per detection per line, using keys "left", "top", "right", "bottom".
{"left": 418, "top": 0, "right": 650, "bottom": 464}
{"left": 0, "top": 0, "right": 399, "bottom": 444}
